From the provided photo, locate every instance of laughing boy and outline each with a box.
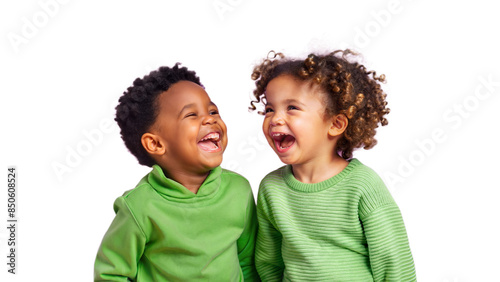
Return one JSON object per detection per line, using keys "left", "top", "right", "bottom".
{"left": 94, "top": 64, "right": 258, "bottom": 281}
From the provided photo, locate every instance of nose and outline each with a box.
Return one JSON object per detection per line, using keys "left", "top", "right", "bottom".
{"left": 202, "top": 114, "right": 217, "bottom": 125}
{"left": 270, "top": 112, "right": 284, "bottom": 126}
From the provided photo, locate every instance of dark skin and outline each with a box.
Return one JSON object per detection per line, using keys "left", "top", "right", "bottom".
{"left": 141, "top": 81, "right": 228, "bottom": 193}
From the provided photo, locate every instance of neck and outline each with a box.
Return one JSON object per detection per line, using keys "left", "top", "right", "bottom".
{"left": 162, "top": 168, "right": 210, "bottom": 194}
{"left": 291, "top": 154, "right": 348, "bottom": 184}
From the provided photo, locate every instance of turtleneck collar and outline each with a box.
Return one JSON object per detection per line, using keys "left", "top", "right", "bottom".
{"left": 147, "top": 165, "right": 222, "bottom": 202}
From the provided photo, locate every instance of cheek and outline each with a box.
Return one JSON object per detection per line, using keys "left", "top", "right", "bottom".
{"left": 262, "top": 117, "right": 270, "bottom": 135}
{"left": 262, "top": 117, "right": 274, "bottom": 147}
{"left": 219, "top": 120, "right": 228, "bottom": 141}
{"left": 293, "top": 117, "right": 330, "bottom": 141}
{"left": 222, "top": 130, "right": 229, "bottom": 148}
{"left": 182, "top": 122, "right": 201, "bottom": 141}
{"left": 218, "top": 119, "right": 228, "bottom": 134}
{"left": 292, "top": 119, "right": 307, "bottom": 132}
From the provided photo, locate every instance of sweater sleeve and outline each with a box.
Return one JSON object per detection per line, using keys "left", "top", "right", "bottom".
{"left": 362, "top": 203, "right": 416, "bottom": 281}
{"left": 94, "top": 196, "right": 147, "bottom": 282}
{"left": 255, "top": 188, "right": 284, "bottom": 281}
{"left": 236, "top": 189, "right": 259, "bottom": 281}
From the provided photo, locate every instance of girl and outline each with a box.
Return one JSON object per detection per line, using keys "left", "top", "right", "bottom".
{"left": 250, "top": 50, "right": 416, "bottom": 281}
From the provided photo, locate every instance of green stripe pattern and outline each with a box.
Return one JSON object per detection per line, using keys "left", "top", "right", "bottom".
{"left": 255, "top": 159, "right": 416, "bottom": 281}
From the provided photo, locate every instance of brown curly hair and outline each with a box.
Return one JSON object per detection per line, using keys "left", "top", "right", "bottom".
{"left": 250, "top": 50, "right": 390, "bottom": 160}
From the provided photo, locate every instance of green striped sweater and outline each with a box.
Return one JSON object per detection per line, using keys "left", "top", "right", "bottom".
{"left": 255, "top": 159, "right": 416, "bottom": 281}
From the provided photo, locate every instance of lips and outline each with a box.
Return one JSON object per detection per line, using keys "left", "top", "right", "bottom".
{"left": 198, "top": 132, "right": 222, "bottom": 152}
{"left": 271, "top": 132, "right": 295, "bottom": 153}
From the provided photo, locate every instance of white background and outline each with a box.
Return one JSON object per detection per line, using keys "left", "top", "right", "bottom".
{"left": 1, "top": 0, "right": 499, "bottom": 281}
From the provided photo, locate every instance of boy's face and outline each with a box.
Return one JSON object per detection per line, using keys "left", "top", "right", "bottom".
{"left": 149, "top": 81, "right": 228, "bottom": 174}
{"left": 263, "top": 75, "right": 334, "bottom": 165}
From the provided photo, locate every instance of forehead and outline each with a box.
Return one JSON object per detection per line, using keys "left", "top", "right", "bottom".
{"left": 157, "top": 81, "right": 212, "bottom": 111}
{"left": 265, "top": 75, "right": 324, "bottom": 102}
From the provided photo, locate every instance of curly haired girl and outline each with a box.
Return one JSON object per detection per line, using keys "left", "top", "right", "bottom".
{"left": 250, "top": 50, "right": 416, "bottom": 281}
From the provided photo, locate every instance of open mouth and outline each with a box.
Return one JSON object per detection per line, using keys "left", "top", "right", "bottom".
{"left": 271, "top": 132, "right": 295, "bottom": 153}
{"left": 198, "top": 132, "right": 222, "bottom": 152}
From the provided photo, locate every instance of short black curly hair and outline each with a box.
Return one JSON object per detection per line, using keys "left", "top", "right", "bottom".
{"left": 115, "top": 63, "right": 201, "bottom": 167}
{"left": 250, "top": 50, "right": 390, "bottom": 160}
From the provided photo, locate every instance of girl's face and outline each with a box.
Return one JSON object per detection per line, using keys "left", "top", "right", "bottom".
{"left": 262, "top": 75, "right": 335, "bottom": 166}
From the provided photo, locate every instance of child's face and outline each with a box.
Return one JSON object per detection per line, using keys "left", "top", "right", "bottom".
{"left": 149, "top": 81, "right": 228, "bottom": 173}
{"left": 263, "top": 75, "right": 334, "bottom": 165}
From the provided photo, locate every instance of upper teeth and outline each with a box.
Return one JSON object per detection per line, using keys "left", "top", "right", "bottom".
{"left": 272, "top": 133, "right": 287, "bottom": 137}
{"left": 201, "top": 132, "right": 219, "bottom": 141}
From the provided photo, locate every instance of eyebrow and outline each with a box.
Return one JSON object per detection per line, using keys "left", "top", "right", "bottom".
{"left": 266, "top": 99, "right": 306, "bottom": 107}
{"left": 178, "top": 101, "right": 217, "bottom": 118}
{"left": 284, "top": 99, "right": 305, "bottom": 106}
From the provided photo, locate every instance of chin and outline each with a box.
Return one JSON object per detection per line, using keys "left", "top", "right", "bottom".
{"left": 277, "top": 155, "right": 296, "bottom": 165}
{"left": 204, "top": 157, "right": 224, "bottom": 170}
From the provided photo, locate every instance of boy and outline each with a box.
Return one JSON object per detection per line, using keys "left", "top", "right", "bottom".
{"left": 94, "top": 64, "right": 258, "bottom": 281}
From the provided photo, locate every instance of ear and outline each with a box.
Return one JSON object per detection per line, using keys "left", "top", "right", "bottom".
{"left": 328, "top": 114, "right": 348, "bottom": 137}
{"left": 141, "top": 133, "right": 166, "bottom": 156}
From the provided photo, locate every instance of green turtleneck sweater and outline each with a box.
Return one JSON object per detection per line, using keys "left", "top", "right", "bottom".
{"left": 256, "top": 159, "right": 416, "bottom": 281}
{"left": 94, "top": 165, "right": 258, "bottom": 281}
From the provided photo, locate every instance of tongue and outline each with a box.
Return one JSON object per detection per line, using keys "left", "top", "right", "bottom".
{"left": 198, "top": 140, "right": 217, "bottom": 151}
{"left": 281, "top": 135, "right": 295, "bottom": 148}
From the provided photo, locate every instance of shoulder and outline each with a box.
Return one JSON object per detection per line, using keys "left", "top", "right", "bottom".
{"left": 347, "top": 159, "right": 397, "bottom": 219}
{"left": 260, "top": 165, "right": 287, "bottom": 187}
{"left": 116, "top": 173, "right": 158, "bottom": 212}
{"left": 220, "top": 168, "right": 254, "bottom": 195}
{"left": 108, "top": 175, "right": 155, "bottom": 239}
{"left": 221, "top": 168, "right": 250, "bottom": 184}
{"left": 221, "top": 168, "right": 251, "bottom": 187}
{"left": 348, "top": 159, "right": 384, "bottom": 182}
{"left": 346, "top": 159, "right": 388, "bottom": 194}
{"left": 256, "top": 165, "right": 288, "bottom": 202}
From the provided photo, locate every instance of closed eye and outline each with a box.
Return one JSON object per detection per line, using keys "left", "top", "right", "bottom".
{"left": 184, "top": 112, "right": 197, "bottom": 118}
{"left": 209, "top": 109, "right": 219, "bottom": 115}
{"left": 287, "top": 105, "right": 299, "bottom": 111}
